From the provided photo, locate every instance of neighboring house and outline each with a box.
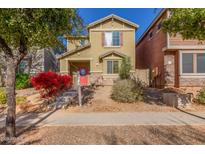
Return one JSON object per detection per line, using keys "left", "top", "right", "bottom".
{"left": 0, "top": 48, "right": 58, "bottom": 86}
{"left": 18, "top": 48, "right": 59, "bottom": 75}
{"left": 58, "top": 14, "right": 138, "bottom": 85}
{"left": 136, "top": 9, "right": 205, "bottom": 89}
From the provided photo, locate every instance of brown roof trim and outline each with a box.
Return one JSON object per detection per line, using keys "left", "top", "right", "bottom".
{"left": 162, "top": 45, "right": 205, "bottom": 52}
{"left": 99, "top": 50, "right": 127, "bottom": 60}
{"left": 136, "top": 8, "right": 168, "bottom": 46}
{"left": 57, "top": 43, "right": 91, "bottom": 59}
{"left": 87, "top": 14, "right": 139, "bottom": 30}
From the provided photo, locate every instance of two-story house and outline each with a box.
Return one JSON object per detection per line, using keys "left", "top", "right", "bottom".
{"left": 58, "top": 14, "right": 138, "bottom": 85}
{"left": 136, "top": 9, "right": 205, "bottom": 90}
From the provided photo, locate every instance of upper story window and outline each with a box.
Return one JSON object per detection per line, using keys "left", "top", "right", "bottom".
{"left": 157, "top": 22, "right": 162, "bottom": 31}
{"left": 181, "top": 52, "right": 205, "bottom": 75}
{"left": 149, "top": 31, "right": 153, "bottom": 39}
{"left": 104, "top": 31, "right": 121, "bottom": 47}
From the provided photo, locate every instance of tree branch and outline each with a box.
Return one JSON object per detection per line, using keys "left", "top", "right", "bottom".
{"left": 0, "top": 36, "right": 13, "bottom": 58}
{"left": 16, "top": 36, "right": 28, "bottom": 66}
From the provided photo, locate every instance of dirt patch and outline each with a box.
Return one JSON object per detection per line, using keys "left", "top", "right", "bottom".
{"left": 2, "top": 125, "right": 205, "bottom": 145}
{"left": 16, "top": 88, "right": 38, "bottom": 97}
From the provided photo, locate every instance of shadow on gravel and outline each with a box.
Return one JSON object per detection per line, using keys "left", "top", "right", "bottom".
{"left": 146, "top": 125, "right": 205, "bottom": 144}
{"left": 0, "top": 109, "right": 57, "bottom": 145}
{"left": 100, "top": 125, "right": 205, "bottom": 145}
{"left": 16, "top": 109, "right": 57, "bottom": 137}
{"left": 143, "top": 88, "right": 164, "bottom": 106}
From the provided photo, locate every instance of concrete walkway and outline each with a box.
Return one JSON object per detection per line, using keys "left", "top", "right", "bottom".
{"left": 1, "top": 110, "right": 205, "bottom": 128}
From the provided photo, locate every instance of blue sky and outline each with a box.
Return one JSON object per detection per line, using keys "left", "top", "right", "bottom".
{"left": 78, "top": 8, "right": 162, "bottom": 40}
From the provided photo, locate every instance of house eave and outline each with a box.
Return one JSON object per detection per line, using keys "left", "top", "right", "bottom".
{"left": 57, "top": 43, "right": 91, "bottom": 60}
{"left": 87, "top": 14, "right": 139, "bottom": 30}
{"left": 162, "top": 45, "right": 205, "bottom": 52}
{"left": 99, "top": 50, "right": 127, "bottom": 60}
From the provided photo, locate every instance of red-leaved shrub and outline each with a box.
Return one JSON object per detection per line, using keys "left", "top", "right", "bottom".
{"left": 31, "top": 71, "right": 72, "bottom": 98}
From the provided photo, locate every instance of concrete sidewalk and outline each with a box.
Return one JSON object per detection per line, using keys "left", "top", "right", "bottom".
{"left": 1, "top": 111, "right": 205, "bottom": 128}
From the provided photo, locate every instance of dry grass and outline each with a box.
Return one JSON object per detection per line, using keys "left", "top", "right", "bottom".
{"left": 1, "top": 125, "right": 205, "bottom": 145}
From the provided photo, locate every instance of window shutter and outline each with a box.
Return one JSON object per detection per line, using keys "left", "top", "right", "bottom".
{"left": 102, "top": 32, "right": 105, "bottom": 46}
{"left": 120, "top": 32, "right": 123, "bottom": 46}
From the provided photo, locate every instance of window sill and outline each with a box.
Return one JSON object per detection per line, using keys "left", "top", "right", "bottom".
{"left": 156, "top": 29, "right": 161, "bottom": 34}
{"left": 102, "top": 73, "right": 119, "bottom": 76}
{"left": 180, "top": 74, "right": 205, "bottom": 78}
{"left": 104, "top": 46, "right": 121, "bottom": 48}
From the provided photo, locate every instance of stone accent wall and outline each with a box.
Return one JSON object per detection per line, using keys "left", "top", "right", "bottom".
{"left": 164, "top": 53, "right": 175, "bottom": 87}
{"left": 90, "top": 72, "right": 119, "bottom": 86}
{"left": 164, "top": 52, "right": 205, "bottom": 88}
{"left": 135, "top": 69, "right": 150, "bottom": 86}
{"left": 89, "top": 72, "right": 103, "bottom": 85}
{"left": 179, "top": 78, "right": 205, "bottom": 87}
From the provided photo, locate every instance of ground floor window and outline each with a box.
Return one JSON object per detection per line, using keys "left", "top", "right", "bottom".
{"left": 107, "top": 60, "right": 119, "bottom": 74}
{"left": 181, "top": 52, "right": 205, "bottom": 75}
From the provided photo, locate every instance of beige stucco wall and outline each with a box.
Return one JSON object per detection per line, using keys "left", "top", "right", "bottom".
{"left": 60, "top": 59, "right": 68, "bottom": 73}
{"left": 67, "top": 40, "right": 81, "bottom": 51}
{"left": 59, "top": 18, "right": 136, "bottom": 75}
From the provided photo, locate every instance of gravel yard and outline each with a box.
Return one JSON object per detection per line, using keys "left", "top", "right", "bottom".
{"left": 1, "top": 125, "right": 205, "bottom": 145}
{"left": 67, "top": 86, "right": 205, "bottom": 112}
{"left": 1, "top": 86, "right": 205, "bottom": 115}
{"left": 0, "top": 88, "right": 49, "bottom": 116}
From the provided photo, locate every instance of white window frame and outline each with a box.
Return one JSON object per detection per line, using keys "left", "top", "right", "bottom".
{"left": 104, "top": 31, "right": 121, "bottom": 48}
{"left": 148, "top": 31, "right": 154, "bottom": 41}
{"left": 156, "top": 20, "right": 162, "bottom": 33}
{"left": 106, "top": 60, "right": 119, "bottom": 74}
{"left": 180, "top": 50, "right": 205, "bottom": 77}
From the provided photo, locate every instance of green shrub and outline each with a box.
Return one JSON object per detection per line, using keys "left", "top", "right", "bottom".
{"left": 119, "top": 57, "right": 132, "bottom": 80}
{"left": 16, "top": 73, "right": 30, "bottom": 90}
{"left": 0, "top": 88, "right": 27, "bottom": 105}
{"left": 111, "top": 79, "right": 144, "bottom": 103}
{"left": 197, "top": 88, "right": 205, "bottom": 104}
{"left": 0, "top": 88, "right": 6, "bottom": 104}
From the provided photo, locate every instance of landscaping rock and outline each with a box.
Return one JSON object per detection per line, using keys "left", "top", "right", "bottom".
{"left": 163, "top": 92, "right": 192, "bottom": 108}
{"left": 48, "top": 89, "right": 78, "bottom": 110}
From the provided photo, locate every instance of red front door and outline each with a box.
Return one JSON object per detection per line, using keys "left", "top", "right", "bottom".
{"left": 79, "top": 67, "right": 89, "bottom": 86}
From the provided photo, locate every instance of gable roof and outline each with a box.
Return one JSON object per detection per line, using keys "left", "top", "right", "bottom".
{"left": 87, "top": 14, "right": 139, "bottom": 30}
{"left": 136, "top": 9, "right": 167, "bottom": 46}
{"left": 57, "top": 43, "right": 91, "bottom": 59}
{"left": 99, "top": 50, "right": 127, "bottom": 60}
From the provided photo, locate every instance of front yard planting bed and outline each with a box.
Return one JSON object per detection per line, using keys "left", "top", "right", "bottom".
{"left": 66, "top": 86, "right": 205, "bottom": 113}
{"left": 0, "top": 88, "right": 49, "bottom": 117}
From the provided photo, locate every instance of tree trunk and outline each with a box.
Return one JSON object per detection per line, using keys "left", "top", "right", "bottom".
{"left": 27, "top": 56, "right": 32, "bottom": 76}
{"left": 5, "top": 57, "right": 17, "bottom": 138}
{"left": 0, "top": 65, "right": 6, "bottom": 87}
